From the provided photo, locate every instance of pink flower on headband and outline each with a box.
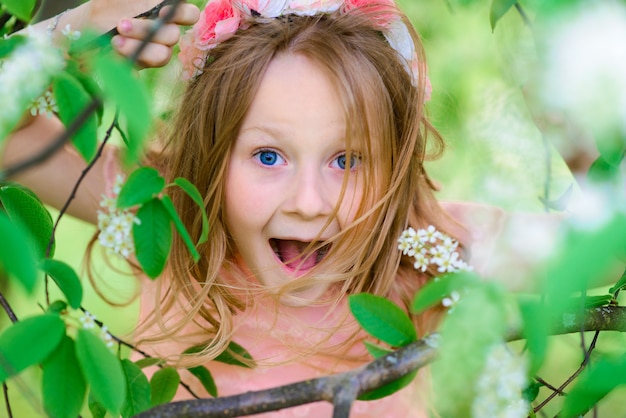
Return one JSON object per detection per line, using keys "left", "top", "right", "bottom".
{"left": 179, "top": 0, "right": 241, "bottom": 78}
{"left": 196, "top": 0, "right": 241, "bottom": 48}
{"left": 341, "top": 0, "right": 396, "bottom": 27}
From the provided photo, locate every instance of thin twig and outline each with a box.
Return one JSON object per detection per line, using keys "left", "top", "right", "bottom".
{"left": 514, "top": 2, "right": 532, "bottom": 28}
{"left": 83, "top": 308, "right": 202, "bottom": 400}
{"left": 535, "top": 376, "right": 563, "bottom": 395}
{"left": 42, "top": 117, "right": 115, "bottom": 305}
{"left": 0, "top": 290, "right": 18, "bottom": 323}
{"left": 2, "top": 383, "right": 12, "bottom": 418}
{"left": 533, "top": 331, "right": 600, "bottom": 413}
{"left": 128, "top": 0, "right": 181, "bottom": 65}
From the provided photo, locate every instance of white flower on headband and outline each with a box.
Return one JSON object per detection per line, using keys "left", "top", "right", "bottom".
{"left": 236, "top": 0, "right": 289, "bottom": 18}
{"left": 288, "top": 0, "right": 343, "bottom": 16}
{"left": 178, "top": 0, "right": 429, "bottom": 96}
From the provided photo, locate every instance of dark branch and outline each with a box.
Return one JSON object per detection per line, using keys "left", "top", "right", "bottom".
{"left": 0, "top": 99, "right": 101, "bottom": 181}
{"left": 134, "top": 338, "right": 438, "bottom": 417}
{"left": 0, "top": 289, "right": 18, "bottom": 323}
{"left": 136, "top": 307, "right": 626, "bottom": 418}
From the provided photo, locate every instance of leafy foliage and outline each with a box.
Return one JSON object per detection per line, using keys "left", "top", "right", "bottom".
{"left": 0, "top": 0, "right": 625, "bottom": 417}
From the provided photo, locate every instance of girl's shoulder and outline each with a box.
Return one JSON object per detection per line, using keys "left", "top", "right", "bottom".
{"left": 441, "top": 201, "right": 564, "bottom": 290}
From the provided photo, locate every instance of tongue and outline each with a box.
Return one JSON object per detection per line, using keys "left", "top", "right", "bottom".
{"left": 277, "top": 240, "right": 317, "bottom": 270}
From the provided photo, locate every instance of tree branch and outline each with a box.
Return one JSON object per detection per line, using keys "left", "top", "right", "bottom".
{"left": 135, "top": 306, "right": 626, "bottom": 417}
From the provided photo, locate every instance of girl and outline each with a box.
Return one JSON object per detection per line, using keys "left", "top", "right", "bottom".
{"left": 129, "top": 2, "right": 462, "bottom": 415}
{"left": 4, "top": 0, "right": 515, "bottom": 416}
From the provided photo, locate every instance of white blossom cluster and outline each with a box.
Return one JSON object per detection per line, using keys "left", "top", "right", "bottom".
{"left": 60, "top": 24, "right": 81, "bottom": 41}
{"left": 79, "top": 311, "right": 115, "bottom": 350}
{"left": 471, "top": 344, "right": 530, "bottom": 418}
{"left": 397, "top": 225, "right": 472, "bottom": 273}
{"left": 28, "top": 90, "right": 58, "bottom": 118}
{"left": 97, "top": 174, "right": 140, "bottom": 259}
{"left": 0, "top": 29, "right": 65, "bottom": 138}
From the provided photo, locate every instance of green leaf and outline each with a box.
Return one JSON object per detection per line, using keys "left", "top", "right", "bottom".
{"left": 519, "top": 299, "right": 548, "bottom": 375}
{"left": 523, "top": 380, "right": 542, "bottom": 403}
{"left": 0, "top": 314, "right": 65, "bottom": 383}
{"left": 150, "top": 367, "right": 180, "bottom": 406}
{"left": 358, "top": 370, "right": 417, "bottom": 401}
{"left": 47, "top": 300, "right": 68, "bottom": 315}
{"left": 0, "top": 184, "right": 55, "bottom": 258}
{"left": 121, "top": 359, "right": 151, "bottom": 418}
{"left": 188, "top": 366, "right": 217, "bottom": 397}
{"left": 52, "top": 72, "right": 98, "bottom": 161}
{"left": 561, "top": 354, "right": 626, "bottom": 417}
{"left": 0, "top": 211, "right": 39, "bottom": 292}
{"left": 75, "top": 329, "right": 126, "bottom": 415}
{"left": 214, "top": 341, "right": 255, "bottom": 368}
{"left": 363, "top": 341, "right": 392, "bottom": 359}
{"left": 0, "top": 35, "right": 27, "bottom": 59}
{"left": 64, "top": 59, "right": 104, "bottom": 123}
{"left": 174, "top": 177, "right": 209, "bottom": 245}
{"left": 134, "top": 357, "right": 164, "bottom": 369}
{"left": 185, "top": 340, "right": 255, "bottom": 368}
{"left": 412, "top": 271, "right": 478, "bottom": 314}
{"left": 42, "top": 336, "right": 87, "bottom": 418}
{"left": 94, "top": 53, "right": 152, "bottom": 163}
{"left": 587, "top": 156, "right": 622, "bottom": 184}
{"left": 117, "top": 167, "right": 166, "bottom": 209}
{"left": 609, "top": 269, "right": 626, "bottom": 296}
{"left": 161, "top": 195, "right": 200, "bottom": 262}
{"left": 596, "top": 130, "right": 626, "bottom": 168}
{"left": 88, "top": 393, "right": 107, "bottom": 418}
{"left": 543, "top": 214, "right": 626, "bottom": 320}
{"left": 1, "top": 0, "right": 36, "bottom": 21}
{"left": 39, "top": 259, "right": 83, "bottom": 309}
{"left": 349, "top": 294, "right": 417, "bottom": 347}
{"left": 582, "top": 294, "right": 614, "bottom": 308}
{"left": 134, "top": 198, "right": 172, "bottom": 279}
{"left": 490, "top": 0, "right": 517, "bottom": 31}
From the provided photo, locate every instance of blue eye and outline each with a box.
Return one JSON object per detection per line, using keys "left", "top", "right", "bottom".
{"left": 254, "top": 150, "right": 284, "bottom": 166}
{"left": 333, "top": 153, "right": 360, "bottom": 170}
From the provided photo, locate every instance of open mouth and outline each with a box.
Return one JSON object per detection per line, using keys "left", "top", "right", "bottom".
{"left": 269, "top": 239, "right": 330, "bottom": 272}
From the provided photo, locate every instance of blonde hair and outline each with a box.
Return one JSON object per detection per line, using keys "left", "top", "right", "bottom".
{"left": 138, "top": 3, "right": 463, "bottom": 365}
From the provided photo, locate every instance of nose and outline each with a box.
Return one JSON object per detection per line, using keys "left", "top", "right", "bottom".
{"left": 284, "top": 166, "right": 333, "bottom": 220}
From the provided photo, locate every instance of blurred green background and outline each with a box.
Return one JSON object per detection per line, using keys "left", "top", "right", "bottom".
{"left": 2, "top": 0, "right": 625, "bottom": 417}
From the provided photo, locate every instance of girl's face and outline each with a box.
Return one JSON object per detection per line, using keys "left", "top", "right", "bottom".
{"left": 224, "top": 53, "right": 363, "bottom": 300}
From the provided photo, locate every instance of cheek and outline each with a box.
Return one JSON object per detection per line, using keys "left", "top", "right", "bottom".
{"left": 224, "top": 165, "right": 257, "bottom": 234}
{"left": 336, "top": 174, "right": 366, "bottom": 227}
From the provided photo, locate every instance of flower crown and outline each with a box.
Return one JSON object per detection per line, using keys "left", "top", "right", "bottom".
{"left": 178, "top": 0, "right": 431, "bottom": 99}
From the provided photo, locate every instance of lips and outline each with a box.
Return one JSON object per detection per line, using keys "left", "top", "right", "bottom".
{"left": 269, "top": 239, "right": 330, "bottom": 271}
